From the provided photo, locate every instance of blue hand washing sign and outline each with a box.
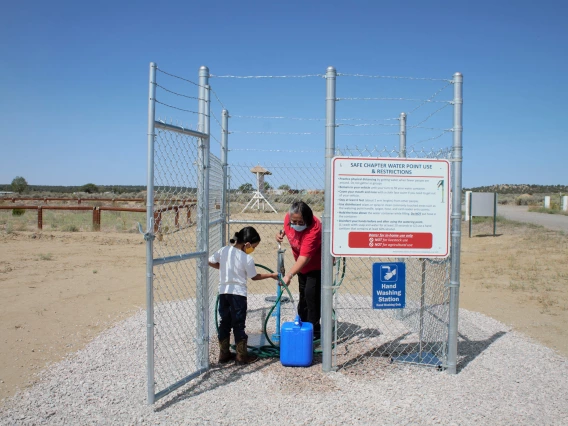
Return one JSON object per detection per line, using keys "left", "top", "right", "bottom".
{"left": 372, "top": 262, "right": 406, "bottom": 309}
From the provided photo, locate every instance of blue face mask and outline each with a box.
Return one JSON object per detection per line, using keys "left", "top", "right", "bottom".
{"left": 290, "top": 224, "right": 307, "bottom": 232}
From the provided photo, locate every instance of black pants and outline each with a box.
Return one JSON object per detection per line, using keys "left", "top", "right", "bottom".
{"left": 297, "top": 269, "right": 322, "bottom": 339}
{"left": 218, "top": 294, "right": 248, "bottom": 343}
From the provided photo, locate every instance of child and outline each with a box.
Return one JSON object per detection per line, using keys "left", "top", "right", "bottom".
{"left": 208, "top": 226, "right": 278, "bottom": 365}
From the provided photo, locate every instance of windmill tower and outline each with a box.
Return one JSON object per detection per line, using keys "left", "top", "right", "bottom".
{"left": 241, "top": 165, "right": 278, "bottom": 213}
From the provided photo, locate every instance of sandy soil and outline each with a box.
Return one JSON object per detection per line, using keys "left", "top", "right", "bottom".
{"left": 1, "top": 220, "right": 567, "bottom": 402}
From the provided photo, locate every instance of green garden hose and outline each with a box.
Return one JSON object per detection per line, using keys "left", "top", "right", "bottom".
{"left": 214, "top": 258, "right": 346, "bottom": 359}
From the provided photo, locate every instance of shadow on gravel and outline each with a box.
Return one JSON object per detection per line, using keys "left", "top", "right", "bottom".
{"left": 456, "top": 330, "right": 507, "bottom": 372}
{"left": 332, "top": 322, "right": 507, "bottom": 374}
{"left": 154, "top": 358, "right": 279, "bottom": 411}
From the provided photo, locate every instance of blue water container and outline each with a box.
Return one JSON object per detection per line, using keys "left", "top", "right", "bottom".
{"left": 280, "top": 316, "right": 313, "bottom": 367}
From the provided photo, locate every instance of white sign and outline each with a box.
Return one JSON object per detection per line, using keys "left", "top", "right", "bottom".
{"left": 331, "top": 157, "right": 450, "bottom": 257}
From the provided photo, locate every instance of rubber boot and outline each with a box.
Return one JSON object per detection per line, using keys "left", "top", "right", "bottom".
{"left": 235, "top": 338, "right": 258, "bottom": 365}
{"left": 218, "top": 337, "right": 235, "bottom": 364}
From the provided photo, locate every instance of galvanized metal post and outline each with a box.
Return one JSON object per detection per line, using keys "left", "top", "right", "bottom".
{"left": 322, "top": 66, "right": 336, "bottom": 372}
{"left": 196, "top": 67, "right": 211, "bottom": 371}
{"left": 221, "top": 109, "right": 229, "bottom": 246}
{"left": 399, "top": 112, "right": 407, "bottom": 158}
{"left": 146, "top": 62, "right": 157, "bottom": 404}
{"left": 447, "top": 72, "right": 463, "bottom": 374}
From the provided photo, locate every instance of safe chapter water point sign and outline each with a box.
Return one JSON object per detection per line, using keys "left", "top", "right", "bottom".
{"left": 331, "top": 157, "right": 450, "bottom": 257}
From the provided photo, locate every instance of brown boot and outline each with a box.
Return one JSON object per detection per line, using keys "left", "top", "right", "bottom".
{"left": 235, "top": 338, "right": 258, "bottom": 365}
{"left": 218, "top": 337, "right": 235, "bottom": 364}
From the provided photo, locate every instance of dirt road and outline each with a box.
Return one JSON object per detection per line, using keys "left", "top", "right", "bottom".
{"left": 498, "top": 204, "right": 568, "bottom": 233}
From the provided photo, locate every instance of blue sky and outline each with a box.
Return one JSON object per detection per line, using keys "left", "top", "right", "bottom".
{"left": 1, "top": 0, "right": 567, "bottom": 188}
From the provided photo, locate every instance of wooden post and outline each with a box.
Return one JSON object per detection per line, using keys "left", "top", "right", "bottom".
{"left": 38, "top": 207, "right": 43, "bottom": 230}
{"left": 92, "top": 208, "right": 97, "bottom": 231}
{"left": 175, "top": 207, "right": 179, "bottom": 228}
{"left": 154, "top": 211, "right": 161, "bottom": 233}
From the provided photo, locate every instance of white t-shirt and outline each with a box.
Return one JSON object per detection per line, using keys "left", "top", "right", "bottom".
{"left": 208, "top": 245, "right": 258, "bottom": 297}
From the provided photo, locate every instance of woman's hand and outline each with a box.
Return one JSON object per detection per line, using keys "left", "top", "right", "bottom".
{"left": 280, "top": 273, "right": 292, "bottom": 286}
{"left": 276, "top": 230, "right": 285, "bottom": 243}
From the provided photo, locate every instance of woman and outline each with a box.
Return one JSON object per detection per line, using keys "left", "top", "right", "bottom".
{"left": 276, "top": 201, "right": 322, "bottom": 340}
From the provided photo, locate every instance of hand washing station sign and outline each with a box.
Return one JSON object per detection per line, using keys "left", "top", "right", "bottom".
{"left": 373, "top": 262, "right": 405, "bottom": 309}
{"left": 331, "top": 157, "right": 450, "bottom": 257}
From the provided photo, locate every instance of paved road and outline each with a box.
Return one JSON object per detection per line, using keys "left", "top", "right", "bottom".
{"left": 496, "top": 204, "right": 568, "bottom": 233}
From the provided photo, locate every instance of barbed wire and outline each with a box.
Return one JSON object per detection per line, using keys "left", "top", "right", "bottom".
{"left": 210, "top": 132, "right": 221, "bottom": 145}
{"left": 337, "top": 73, "right": 451, "bottom": 82}
{"left": 155, "top": 100, "right": 205, "bottom": 116}
{"left": 338, "top": 122, "right": 399, "bottom": 127}
{"left": 155, "top": 83, "right": 205, "bottom": 101}
{"left": 230, "top": 148, "right": 324, "bottom": 153}
{"left": 210, "top": 109, "right": 223, "bottom": 129}
{"left": 156, "top": 68, "right": 227, "bottom": 111}
{"left": 230, "top": 130, "right": 324, "bottom": 135}
{"left": 232, "top": 115, "right": 402, "bottom": 123}
{"left": 157, "top": 68, "right": 203, "bottom": 88}
{"left": 408, "top": 103, "right": 452, "bottom": 128}
{"left": 407, "top": 81, "right": 453, "bottom": 115}
{"left": 210, "top": 88, "right": 226, "bottom": 110}
{"left": 408, "top": 130, "right": 453, "bottom": 149}
{"left": 338, "top": 117, "right": 399, "bottom": 122}
{"left": 210, "top": 74, "right": 324, "bottom": 79}
{"left": 337, "top": 132, "right": 400, "bottom": 136}
{"left": 337, "top": 97, "right": 451, "bottom": 103}
{"left": 232, "top": 115, "right": 324, "bottom": 121}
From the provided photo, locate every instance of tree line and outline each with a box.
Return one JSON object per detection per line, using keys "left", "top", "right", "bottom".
{"left": 463, "top": 184, "right": 568, "bottom": 194}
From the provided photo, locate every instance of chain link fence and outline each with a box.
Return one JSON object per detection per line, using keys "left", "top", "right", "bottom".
{"left": 329, "top": 147, "right": 452, "bottom": 372}
{"left": 227, "top": 160, "right": 325, "bottom": 348}
{"left": 227, "top": 147, "right": 453, "bottom": 372}
{"left": 145, "top": 63, "right": 463, "bottom": 403}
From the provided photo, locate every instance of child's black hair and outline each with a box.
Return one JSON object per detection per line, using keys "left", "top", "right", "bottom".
{"left": 230, "top": 226, "right": 261, "bottom": 245}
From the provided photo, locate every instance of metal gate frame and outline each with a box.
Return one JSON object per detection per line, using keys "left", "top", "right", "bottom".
{"left": 145, "top": 63, "right": 213, "bottom": 404}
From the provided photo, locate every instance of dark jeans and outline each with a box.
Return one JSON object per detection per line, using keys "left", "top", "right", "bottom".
{"left": 297, "top": 269, "right": 322, "bottom": 339}
{"left": 218, "top": 294, "right": 248, "bottom": 343}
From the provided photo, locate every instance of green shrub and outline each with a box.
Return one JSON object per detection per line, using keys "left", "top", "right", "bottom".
{"left": 12, "top": 208, "right": 26, "bottom": 216}
{"left": 63, "top": 224, "right": 79, "bottom": 232}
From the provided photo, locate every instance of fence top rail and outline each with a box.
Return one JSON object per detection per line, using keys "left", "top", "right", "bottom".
{"left": 0, "top": 205, "right": 96, "bottom": 211}
{"left": 155, "top": 121, "right": 208, "bottom": 139}
{"left": 1, "top": 197, "right": 197, "bottom": 204}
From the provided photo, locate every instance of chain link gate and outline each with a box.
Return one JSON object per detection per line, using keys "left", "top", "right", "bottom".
{"left": 145, "top": 63, "right": 223, "bottom": 404}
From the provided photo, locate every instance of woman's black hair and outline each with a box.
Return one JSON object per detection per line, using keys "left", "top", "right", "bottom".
{"left": 289, "top": 201, "right": 314, "bottom": 227}
{"left": 229, "top": 226, "right": 261, "bottom": 245}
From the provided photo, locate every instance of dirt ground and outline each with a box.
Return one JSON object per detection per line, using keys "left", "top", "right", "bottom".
{"left": 1, "top": 219, "right": 567, "bottom": 402}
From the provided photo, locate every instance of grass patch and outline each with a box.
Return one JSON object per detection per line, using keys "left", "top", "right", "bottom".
{"left": 37, "top": 253, "right": 53, "bottom": 261}
{"left": 528, "top": 206, "right": 568, "bottom": 216}
{"left": 62, "top": 224, "right": 80, "bottom": 232}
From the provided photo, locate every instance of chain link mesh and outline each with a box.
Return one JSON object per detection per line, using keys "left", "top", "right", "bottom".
{"left": 227, "top": 159, "right": 325, "bottom": 346}
{"left": 226, "top": 146, "right": 452, "bottom": 371}
{"left": 152, "top": 127, "right": 202, "bottom": 395}
{"left": 331, "top": 147, "right": 451, "bottom": 371}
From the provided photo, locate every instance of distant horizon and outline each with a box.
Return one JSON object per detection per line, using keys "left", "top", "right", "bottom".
{"left": 2, "top": 1, "right": 567, "bottom": 188}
